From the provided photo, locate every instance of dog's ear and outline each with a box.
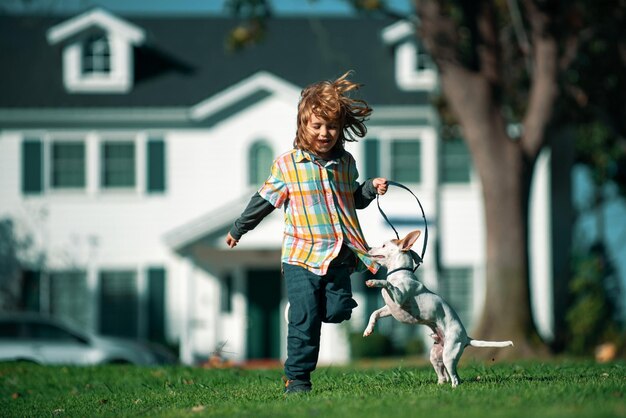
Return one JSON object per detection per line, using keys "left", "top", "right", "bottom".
{"left": 400, "top": 230, "right": 421, "bottom": 252}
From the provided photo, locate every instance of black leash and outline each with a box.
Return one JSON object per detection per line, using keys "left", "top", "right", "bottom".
{"left": 376, "top": 180, "right": 429, "bottom": 271}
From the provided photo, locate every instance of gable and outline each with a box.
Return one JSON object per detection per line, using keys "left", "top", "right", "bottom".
{"left": 190, "top": 71, "right": 300, "bottom": 125}
{"left": 47, "top": 8, "right": 145, "bottom": 45}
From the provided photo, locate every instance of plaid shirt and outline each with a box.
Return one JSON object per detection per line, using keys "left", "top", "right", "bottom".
{"left": 258, "top": 148, "right": 379, "bottom": 275}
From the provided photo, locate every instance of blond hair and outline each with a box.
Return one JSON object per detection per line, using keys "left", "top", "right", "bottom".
{"left": 294, "top": 71, "right": 373, "bottom": 153}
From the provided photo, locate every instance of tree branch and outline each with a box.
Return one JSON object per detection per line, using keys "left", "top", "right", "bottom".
{"left": 506, "top": 0, "right": 532, "bottom": 73}
{"left": 520, "top": 0, "right": 559, "bottom": 158}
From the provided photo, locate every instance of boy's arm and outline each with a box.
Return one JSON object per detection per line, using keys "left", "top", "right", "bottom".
{"left": 354, "top": 177, "right": 388, "bottom": 209}
{"left": 226, "top": 192, "right": 276, "bottom": 248}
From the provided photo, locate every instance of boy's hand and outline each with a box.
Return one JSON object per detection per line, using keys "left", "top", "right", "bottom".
{"left": 373, "top": 178, "right": 388, "bottom": 195}
{"left": 226, "top": 233, "right": 238, "bottom": 248}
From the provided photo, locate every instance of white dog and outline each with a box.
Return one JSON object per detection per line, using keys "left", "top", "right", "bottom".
{"left": 364, "top": 230, "right": 513, "bottom": 387}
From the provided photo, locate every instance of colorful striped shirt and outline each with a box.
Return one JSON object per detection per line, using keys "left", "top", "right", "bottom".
{"left": 258, "top": 148, "right": 379, "bottom": 275}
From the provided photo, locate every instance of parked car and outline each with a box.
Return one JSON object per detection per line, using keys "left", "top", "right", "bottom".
{"left": 0, "top": 313, "right": 177, "bottom": 365}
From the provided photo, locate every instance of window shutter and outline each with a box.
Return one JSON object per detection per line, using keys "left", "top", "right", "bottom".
{"left": 364, "top": 138, "right": 379, "bottom": 179}
{"left": 147, "top": 267, "right": 166, "bottom": 342}
{"left": 21, "top": 270, "right": 41, "bottom": 311}
{"left": 147, "top": 138, "right": 166, "bottom": 193}
{"left": 22, "top": 139, "right": 43, "bottom": 194}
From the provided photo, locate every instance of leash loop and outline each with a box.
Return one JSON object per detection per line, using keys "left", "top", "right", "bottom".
{"left": 376, "top": 180, "right": 429, "bottom": 270}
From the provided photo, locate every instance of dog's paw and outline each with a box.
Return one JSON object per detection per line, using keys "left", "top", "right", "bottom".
{"left": 365, "top": 280, "right": 375, "bottom": 288}
{"left": 363, "top": 329, "right": 372, "bottom": 337}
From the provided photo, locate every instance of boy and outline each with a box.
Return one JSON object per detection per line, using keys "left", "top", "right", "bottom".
{"left": 226, "top": 71, "right": 387, "bottom": 393}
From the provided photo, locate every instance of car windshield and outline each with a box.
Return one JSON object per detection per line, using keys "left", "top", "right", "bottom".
{"left": 27, "top": 323, "right": 86, "bottom": 343}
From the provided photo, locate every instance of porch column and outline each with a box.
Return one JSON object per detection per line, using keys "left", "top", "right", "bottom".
{"left": 179, "top": 258, "right": 196, "bottom": 365}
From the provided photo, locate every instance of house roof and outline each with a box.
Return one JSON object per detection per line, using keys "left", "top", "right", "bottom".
{"left": 0, "top": 11, "right": 429, "bottom": 109}
{"left": 163, "top": 188, "right": 258, "bottom": 253}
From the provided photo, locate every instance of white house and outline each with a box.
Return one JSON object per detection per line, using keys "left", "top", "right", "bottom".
{"left": 0, "top": 8, "right": 559, "bottom": 365}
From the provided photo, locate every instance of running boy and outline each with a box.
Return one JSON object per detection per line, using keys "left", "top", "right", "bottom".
{"left": 226, "top": 71, "right": 387, "bottom": 393}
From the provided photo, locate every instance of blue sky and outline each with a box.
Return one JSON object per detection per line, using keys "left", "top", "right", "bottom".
{"left": 2, "top": 0, "right": 415, "bottom": 15}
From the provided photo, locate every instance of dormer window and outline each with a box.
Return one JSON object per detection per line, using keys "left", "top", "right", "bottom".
{"left": 47, "top": 8, "right": 145, "bottom": 94}
{"left": 82, "top": 34, "right": 111, "bottom": 75}
{"left": 415, "top": 40, "right": 434, "bottom": 71}
{"left": 382, "top": 20, "right": 438, "bottom": 92}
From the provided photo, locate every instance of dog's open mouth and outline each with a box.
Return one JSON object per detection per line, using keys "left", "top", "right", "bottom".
{"left": 369, "top": 254, "right": 385, "bottom": 259}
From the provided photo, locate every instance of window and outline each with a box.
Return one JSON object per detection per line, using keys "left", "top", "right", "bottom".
{"left": 364, "top": 138, "right": 422, "bottom": 184}
{"left": 82, "top": 34, "right": 111, "bottom": 75}
{"left": 22, "top": 134, "right": 166, "bottom": 195}
{"left": 441, "top": 137, "right": 471, "bottom": 184}
{"left": 50, "top": 271, "right": 90, "bottom": 331}
{"left": 248, "top": 141, "right": 273, "bottom": 185}
{"left": 101, "top": 141, "right": 135, "bottom": 188}
{"left": 438, "top": 267, "right": 473, "bottom": 328}
{"left": 415, "top": 39, "right": 435, "bottom": 72}
{"left": 51, "top": 142, "right": 86, "bottom": 189}
{"left": 47, "top": 8, "right": 146, "bottom": 93}
{"left": 99, "top": 270, "right": 138, "bottom": 338}
{"left": 391, "top": 140, "right": 421, "bottom": 183}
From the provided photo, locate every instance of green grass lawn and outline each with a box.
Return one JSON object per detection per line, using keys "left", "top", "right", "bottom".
{"left": 1, "top": 360, "right": 625, "bottom": 417}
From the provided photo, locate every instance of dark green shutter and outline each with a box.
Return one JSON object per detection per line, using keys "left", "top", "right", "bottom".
{"left": 147, "top": 138, "right": 165, "bottom": 193}
{"left": 22, "top": 139, "right": 42, "bottom": 194}
{"left": 364, "top": 138, "right": 380, "bottom": 179}
{"left": 21, "top": 270, "right": 41, "bottom": 311}
{"left": 147, "top": 267, "right": 166, "bottom": 342}
{"left": 221, "top": 274, "right": 233, "bottom": 313}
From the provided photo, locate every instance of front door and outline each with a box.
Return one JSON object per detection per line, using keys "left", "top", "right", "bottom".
{"left": 246, "top": 269, "right": 282, "bottom": 360}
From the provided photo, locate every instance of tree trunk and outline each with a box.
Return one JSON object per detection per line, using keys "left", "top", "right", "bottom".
{"left": 472, "top": 134, "right": 540, "bottom": 358}
{"left": 436, "top": 66, "right": 545, "bottom": 358}
{"left": 415, "top": 0, "right": 559, "bottom": 358}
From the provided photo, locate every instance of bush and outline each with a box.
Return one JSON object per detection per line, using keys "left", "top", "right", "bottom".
{"left": 349, "top": 332, "right": 393, "bottom": 359}
{"left": 566, "top": 243, "right": 624, "bottom": 356}
{"left": 403, "top": 336, "right": 426, "bottom": 356}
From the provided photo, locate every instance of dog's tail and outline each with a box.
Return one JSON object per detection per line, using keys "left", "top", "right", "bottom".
{"left": 468, "top": 339, "right": 514, "bottom": 348}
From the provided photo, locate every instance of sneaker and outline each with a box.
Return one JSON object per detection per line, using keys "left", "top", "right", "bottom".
{"left": 283, "top": 378, "right": 312, "bottom": 394}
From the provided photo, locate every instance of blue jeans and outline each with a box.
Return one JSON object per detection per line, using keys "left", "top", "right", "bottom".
{"left": 283, "top": 260, "right": 358, "bottom": 382}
